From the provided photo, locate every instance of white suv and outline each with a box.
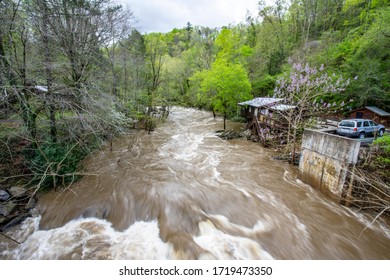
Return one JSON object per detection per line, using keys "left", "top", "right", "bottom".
{"left": 336, "top": 119, "right": 386, "bottom": 139}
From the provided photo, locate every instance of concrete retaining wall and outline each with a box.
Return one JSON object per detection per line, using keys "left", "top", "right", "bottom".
{"left": 299, "top": 129, "right": 361, "bottom": 204}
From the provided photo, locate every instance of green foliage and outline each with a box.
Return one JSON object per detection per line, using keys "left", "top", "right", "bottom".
{"left": 343, "top": 7, "right": 390, "bottom": 108}
{"left": 191, "top": 27, "right": 253, "bottom": 125}
{"left": 28, "top": 141, "right": 93, "bottom": 189}
{"left": 195, "top": 70, "right": 250, "bottom": 129}
{"left": 199, "top": 60, "right": 252, "bottom": 117}
{"left": 300, "top": 3, "right": 390, "bottom": 110}
{"left": 368, "top": 134, "right": 390, "bottom": 182}
{"left": 251, "top": 74, "right": 277, "bottom": 96}
{"left": 215, "top": 28, "right": 253, "bottom": 66}
{"left": 3, "top": 0, "right": 390, "bottom": 191}
{"left": 373, "top": 134, "right": 390, "bottom": 155}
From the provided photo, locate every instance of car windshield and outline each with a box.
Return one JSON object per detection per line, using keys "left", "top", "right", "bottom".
{"left": 339, "top": 121, "right": 355, "bottom": 127}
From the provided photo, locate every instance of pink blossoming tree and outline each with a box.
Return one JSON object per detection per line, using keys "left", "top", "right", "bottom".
{"left": 274, "top": 63, "right": 351, "bottom": 163}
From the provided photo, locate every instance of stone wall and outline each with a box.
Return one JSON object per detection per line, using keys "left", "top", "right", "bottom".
{"left": 299, "top": 129, "right": 361, "bottom": 204}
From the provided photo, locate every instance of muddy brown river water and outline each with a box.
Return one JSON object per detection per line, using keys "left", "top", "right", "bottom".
{"left": 1, "top": 107, "right": 389, "bottom": 259}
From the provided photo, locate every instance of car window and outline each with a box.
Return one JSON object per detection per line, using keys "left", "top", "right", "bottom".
{"left": 369, "top": 121, "right": 376, "bottom": 126}
{"left": 357, "top": 121, "right": 362, "bottom": 127}
{"left": 339, "top": 121, "right": 354, "bottom": 127}
{"left": 363, "top": 121, "right": 370, "bottom": 127}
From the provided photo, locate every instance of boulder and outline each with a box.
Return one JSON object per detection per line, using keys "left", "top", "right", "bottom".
{"left": 0, "top": 190, "right": 10, "bottom": 202}
{"left": 8, "top": 186, "right": 26, "bottom": 198}
{"left": 2, "top": 213, "right": 29, "bottom": 231}
{"left": 0, "top": 201, "right": 16, "bottom": 216}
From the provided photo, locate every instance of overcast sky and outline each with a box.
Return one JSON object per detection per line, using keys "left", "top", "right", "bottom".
{"left": 117, "top": 0, "right": 263, "bottom": 33}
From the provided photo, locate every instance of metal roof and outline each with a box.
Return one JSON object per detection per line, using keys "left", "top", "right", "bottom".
{"left": 238, "top": 97, "right": 283, "bottom": 108}
{"left": 365, "top": 106, "right": 390, "bottom": 117}
{"left": 269, "top": 104, "right": 296, "bottom": 111}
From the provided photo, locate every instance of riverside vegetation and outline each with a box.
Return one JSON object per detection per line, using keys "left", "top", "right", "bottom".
{"left": 0, "top": 0, "right": 389, "bottom": 230}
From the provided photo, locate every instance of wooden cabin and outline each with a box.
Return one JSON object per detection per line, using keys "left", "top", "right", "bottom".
{"left": 238, "top": 97, "right": 296, "bottom": 144}
{"left": 259, "top": 104, "right": 297, "bottom": 129}
{"left": 349, "top": 106, "right": 390, "bottom": 127}
{"left": 238, "top": 97, "right": 284, "bottom": 121}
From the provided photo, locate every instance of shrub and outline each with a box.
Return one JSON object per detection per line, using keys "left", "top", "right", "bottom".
{"left": 372, "top": 134, "right": 390, "bottom": 169}
{"left": 28, "top": 141, "right": 89, "bottom": 190}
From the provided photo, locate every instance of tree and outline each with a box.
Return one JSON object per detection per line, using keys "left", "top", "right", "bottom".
{"left": 33, "top": 0, "right": 58, "bottom": 143}
{"left": 256, "top": 0, "right": 291, "bottom": 75}
{"left": 215, "top": 28, "right": 253, "bottom": 66}
{"left": 343, "top": 6, "right": 390, "bottom": 109}
{"left": 0, "top": 0, "right": 39, "bottom": 143}
{"left": 144, "top": 33, "right": 167, "bottom": 111}
{"left": 196, "top": 59, "right": 252, "bottom": 130}
{"left": 117, "top": 30, "right": 148, "bottom": 116}
{"left": 189, "top": 28, "right": 253, "bottom": 129}
{"left": 274, "top": 63, "right": 350, "bottom": 163}
{"left": 0, "top": 0, "right": 136, "bottom": 190}
{"left": 103, "top": 5, "right": 134, "bottom": 99}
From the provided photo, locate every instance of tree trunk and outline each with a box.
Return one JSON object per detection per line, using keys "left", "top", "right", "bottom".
{"left": 291, "top": 128, "right": 297, "bottom": 165}
{"left": 19, "top": 91, "right": 37, "bottom": 146}
{"left": 42, "top": 1, "right": 57, "bottom": 143}
{"left": 49, "top": 105, "right": 57, "bottom": 143}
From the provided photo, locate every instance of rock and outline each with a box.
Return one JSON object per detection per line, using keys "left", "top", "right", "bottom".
{"left": 240, "top": 129, "right": 253, "bottom": 139}
{"left": 8, "top": 186, "right": 26, "bottom": 198}
{"left": 273, "top": 154, "right": 290, "bottom": 161}
{"left": 217, "top": 130, "right": 241, "bottom": 140}
{"left": 0, "top": 190, "right": 10, "bottom": 202}
{"left": 272, "top": 153, "right": 300, "bottom": 165}
{"left": 0, "top": 201, "right": 16, "bottom": 216}
{"left": 2, "top": 213, "right": 29, "bottom": 231}
{"left": 25, "top": 197, "right": 37, "bottom": 211}
{"left": 0, "top": 216, "right": 6, "bottom": 224}
{"left": 29, "top": 208, "right": 39, "bottom": 217}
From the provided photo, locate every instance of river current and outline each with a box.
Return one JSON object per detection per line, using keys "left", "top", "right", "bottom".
{"left": 1, "top": 107, "right": 389, "bottom": 259}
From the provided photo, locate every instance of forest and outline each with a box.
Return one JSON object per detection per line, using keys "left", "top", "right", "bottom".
{"left": 0, "top": 0, "right": 389, "bottom": 193}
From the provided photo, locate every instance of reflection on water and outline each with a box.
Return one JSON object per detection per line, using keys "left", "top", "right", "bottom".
{"left": 1, "top": 107, "right": 389, "bottom": 259}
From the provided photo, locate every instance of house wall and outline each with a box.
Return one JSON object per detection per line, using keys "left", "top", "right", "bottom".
{"left": 240, "top": 106, "right": 255, "bottom": 120}
{"left": 299, "top": 129, "right": 361, "bottom": 204}
{"left": 349, "top": 109, "right": 389, "bottom": 127}
{"left": 349, "top": 109, "right": 373, "bottom": 120}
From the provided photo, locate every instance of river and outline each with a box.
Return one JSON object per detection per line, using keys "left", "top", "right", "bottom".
{"left": 1, "top": 107, "right": 389, "bottom": 259}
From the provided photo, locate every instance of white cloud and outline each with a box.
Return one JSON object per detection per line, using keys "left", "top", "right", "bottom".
{"left": 117, "top": 0, "right": 261, "bottom": 33}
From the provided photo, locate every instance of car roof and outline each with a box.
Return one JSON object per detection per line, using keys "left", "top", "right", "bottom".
{"left": 340, "top": 119, "right": 372, "bottom": 121}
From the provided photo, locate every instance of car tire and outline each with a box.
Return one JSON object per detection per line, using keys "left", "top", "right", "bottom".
{"left": 378, "top": 129, "right": 384, "bottom": 137}
{"left": 359, "top": 132, "right": 365, "bottom": 139}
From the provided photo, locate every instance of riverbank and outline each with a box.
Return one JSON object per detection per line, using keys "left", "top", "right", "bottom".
{"left": 1, "top": 107, "right": 389, "bottom": 260}
{"left": 0, "top": 109, "right": 171, "bottom": 233}
{"left": 217, "top": 124, "right": 389, "bottom": 220}
{"left": 0, "top": 186, "right": 37, "bottom": 234}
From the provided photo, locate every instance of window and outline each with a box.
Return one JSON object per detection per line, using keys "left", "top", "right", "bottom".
{"left": 363, "top": 121, "right": 370, "bottom": 127}
{"left": 356, "top": 112, "right": 364, "bottom": 118}
{"left": 357, "top": 121, "right": 362, "bottom": 127}
{"left": 339, "top": 121, "right": 355, "bottom": 127}
{"left": 369, "top": 121, "right": 377, "bottom": 126}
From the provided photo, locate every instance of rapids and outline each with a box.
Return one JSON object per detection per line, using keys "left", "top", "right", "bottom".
{"left": 1, "top": 107, "right": 389, "bottom": 259}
